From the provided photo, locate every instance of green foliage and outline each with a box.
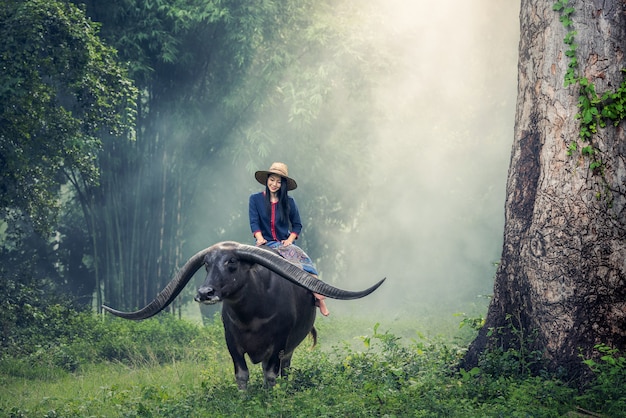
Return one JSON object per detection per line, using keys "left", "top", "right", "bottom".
{"left": 480, "top": 313, "right": 548, "bottom": 380}
{"left": 0, "top": 0, "right": 137, "bottom": 234}
{"left": 11, "top": 312, "right": 626, "bottom": 416}
{"left": 576, "top": 344, "right": 626, "bottom": 415}
{"left": 0, "top": 276, "right": 211, "bottom": 379}
{"left": 553, "top": 0, "right": 577, "bottom": 86}
{"left": 574, "top": 73, "right": 626, "bottom": 144}
{"left": 3, "top": 0, "right": 399, "bottom": 317}
{"left": 455, "top": 311, "right": 486, "bottom": 331}
{"left": 0, "top": 277, "right": 75, "bottom": 358}
{"left": 59, "top": 0, "right": 393, "bottom": 313}
{"left": 553, "top": 0, "right": 625, "bottom": 178}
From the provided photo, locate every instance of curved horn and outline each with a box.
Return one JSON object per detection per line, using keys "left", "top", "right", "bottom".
{"left": 233, "top": 243, "right": 385, "bottom": 300}
{"left": 101, "top": 246, "right": 214, "bottom": 320}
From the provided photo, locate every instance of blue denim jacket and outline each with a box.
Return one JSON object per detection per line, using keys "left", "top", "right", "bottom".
{"left": 249, "top": 192, "right": 303, "bottom": 241}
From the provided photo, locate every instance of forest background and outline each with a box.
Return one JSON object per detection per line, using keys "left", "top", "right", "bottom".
{"left": 5, "top": 1, "right": 626, "bottom": 416}
{"left": 1, "top": 0, "right": 518, "bottom": 320}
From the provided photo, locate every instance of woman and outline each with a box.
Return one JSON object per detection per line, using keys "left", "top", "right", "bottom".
{"left": 249, "top": 162, "right": 330, "bottom": 316}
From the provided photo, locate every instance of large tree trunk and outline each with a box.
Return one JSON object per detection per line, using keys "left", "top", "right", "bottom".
{"left": 463, "top": 0, "right": 626, "bottom": 382}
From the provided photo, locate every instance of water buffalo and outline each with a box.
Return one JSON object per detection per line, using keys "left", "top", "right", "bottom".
{"left": 102, "top": 241, "right": 385, "bottom": 389}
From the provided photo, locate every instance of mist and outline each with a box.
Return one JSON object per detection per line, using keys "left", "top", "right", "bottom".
{"left": 187, "top": 0, "right": 520, "bottom": 323}
{"left": 329, "top": 0, "right": 520, "bottom": 318}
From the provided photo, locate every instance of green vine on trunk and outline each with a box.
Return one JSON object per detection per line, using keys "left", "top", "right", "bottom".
{"left": 553, "top": 0, "right": 626, "bottom": 177}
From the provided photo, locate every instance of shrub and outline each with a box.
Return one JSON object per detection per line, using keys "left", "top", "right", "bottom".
{"left": 1, "top": 276, "right": 210, "bottom": 371}
{"left": 576, "top": 344, "right": 626, "bottom": 415}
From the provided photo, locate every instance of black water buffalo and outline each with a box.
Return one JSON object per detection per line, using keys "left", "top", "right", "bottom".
{"left": 102, "top": 241, "right": 385, "bottom": 389}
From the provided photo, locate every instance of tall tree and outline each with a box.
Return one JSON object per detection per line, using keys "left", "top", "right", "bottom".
{"left": 0, "top": 0, "right": 136, "bottom": 234}
{"left": 0, "top": 0, "right": 136, "bottom": 300}
{"left": 463, "top": 0, "right": 626, "bottom": 382}
{"left": 72, "top": 0, "right": 286, "bottom": 311}
{"left": 72, "top": 0, "right": 386, "bottom": 311}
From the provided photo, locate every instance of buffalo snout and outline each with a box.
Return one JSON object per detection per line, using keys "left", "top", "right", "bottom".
{"left": 195, "top": 286, "right": 219, "bottom": 304}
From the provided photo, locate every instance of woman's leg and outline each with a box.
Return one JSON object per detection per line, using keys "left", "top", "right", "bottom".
{"left": 314, "top": 294, "right": 330, "bottom": 316}
{"left": 273, "top": 244, "right": 329, "bottom": 316}
{"left": 312, "top": 275, "right": 329, "bottom": 316}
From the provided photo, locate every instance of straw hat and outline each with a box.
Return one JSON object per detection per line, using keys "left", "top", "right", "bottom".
{"left": 254, "top": 162, "right": 298, "bottom": 191}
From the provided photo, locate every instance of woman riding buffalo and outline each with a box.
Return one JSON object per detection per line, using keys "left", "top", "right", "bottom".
{"left": 249, "top": 162, "right": 330, "bottom": 316}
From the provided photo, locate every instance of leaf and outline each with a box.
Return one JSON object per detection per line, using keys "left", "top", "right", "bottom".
{"left": 567, "top": 141, "right": 577, "bottom": 156}
{"left": 563, "top": 31, "right": 576, "bottom": 44}
{"left": 582, "top": 359, "right": 597, "bottom": 368}
{"left": 581, "top": 145, "right": 594, "bottom": 156}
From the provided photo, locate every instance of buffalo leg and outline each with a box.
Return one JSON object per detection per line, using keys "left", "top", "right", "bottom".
{"left": 230, "top": 352, "right": 249, "bottom": 390}
{"left": 262, "top": 361, "right": 280, "bottom": 388}
{"left": 280, "top": 354, "right": 292, "bottom": 378}
{"left": 262, "top": 350, "right": 293, "bottom": 387}
{"left": 262, "top": 352, "right": 284, "bottom": 388}
{"left": 224, "top": 327, "right": 250, "bottom": 390}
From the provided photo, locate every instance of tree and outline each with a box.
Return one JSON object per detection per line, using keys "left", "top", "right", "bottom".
{"left": 71, "top": 0, "right": 386, "bottom": 312}
{"left": 73, "top": 0, "right": 296, "bottom": 311}
{"left": 463, "top": 0, "right": 626, "bottom": 382}
{"left": 0, "top": 0, "right": 136, "bottom": 233}
{"left": 0, "top": 0, "right": 136, "bottom": 299}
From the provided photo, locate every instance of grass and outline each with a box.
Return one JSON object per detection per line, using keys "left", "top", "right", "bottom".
{"left": 1, "top": 307, "right": 624, "bottom": 417}
{"left": 3, "top": 361, "right": 223, "bottom": 417}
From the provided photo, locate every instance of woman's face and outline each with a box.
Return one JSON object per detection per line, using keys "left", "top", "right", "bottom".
{"left": 267, "top": 174, "right": 282, "bottom": 194}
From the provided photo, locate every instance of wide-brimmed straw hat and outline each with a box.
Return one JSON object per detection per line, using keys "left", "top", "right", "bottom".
{"left": 254, "top": 162, "right": 298, "bottom": 191}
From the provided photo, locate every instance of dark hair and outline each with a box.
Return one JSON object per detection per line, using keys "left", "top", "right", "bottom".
{"left": 264, "top": 178, "right": 290, "bottom": 224}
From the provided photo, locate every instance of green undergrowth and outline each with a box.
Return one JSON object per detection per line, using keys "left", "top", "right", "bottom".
{"left": 1, "top": 308, "right": 625, "bottom": 417}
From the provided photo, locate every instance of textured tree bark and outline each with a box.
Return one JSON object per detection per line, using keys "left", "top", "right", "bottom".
{"left": 462, "top": 0, "right": 626, "bottom": 382}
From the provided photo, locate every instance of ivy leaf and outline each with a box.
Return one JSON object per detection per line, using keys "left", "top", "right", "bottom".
{"left": 581, "top": 145, "right": 594, "bottom": 156}
{"left": 578, "top": 95, "right": 590, "bottom": 108}
{"left": 563, "top": 31, "right": 576, "bottom": 44}
{"left": 563, "top": 7, "right": 575, "bottom": 15}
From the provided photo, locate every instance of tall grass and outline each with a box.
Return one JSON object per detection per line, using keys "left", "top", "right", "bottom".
{"left": 1, "top": 308, "right": 624, "bottom": 417}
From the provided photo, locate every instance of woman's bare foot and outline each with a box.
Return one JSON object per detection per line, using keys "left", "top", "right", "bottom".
{"left": 315, "top": 297, "right": 330, "bottom": 316}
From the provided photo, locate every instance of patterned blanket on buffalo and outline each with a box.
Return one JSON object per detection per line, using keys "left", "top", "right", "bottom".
{"left": 264, "top": 241, "right": 319, "bottom": 276}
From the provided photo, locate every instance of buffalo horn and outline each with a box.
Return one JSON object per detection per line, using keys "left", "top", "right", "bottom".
{"left": 234, "top": 243, "right": 385, "bottom": 299}
{"left": 101, "top": 246, "right": 214, "bottom": 320}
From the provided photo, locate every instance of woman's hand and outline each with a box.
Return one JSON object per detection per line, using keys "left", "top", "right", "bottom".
{"left": 281, "top": 233, "right": 297, "bottom": 246}
{"left": 256, "top": 237, "right": 267, "bottom": 246}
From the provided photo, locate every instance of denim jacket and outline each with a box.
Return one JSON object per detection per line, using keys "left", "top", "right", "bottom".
{"left": 249, "top": 192, "right": 303, "bottom": 241}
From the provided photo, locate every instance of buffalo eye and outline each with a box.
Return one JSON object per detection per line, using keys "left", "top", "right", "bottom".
{"left": 227, "top": 257, "right": 237, "bottom": 272}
